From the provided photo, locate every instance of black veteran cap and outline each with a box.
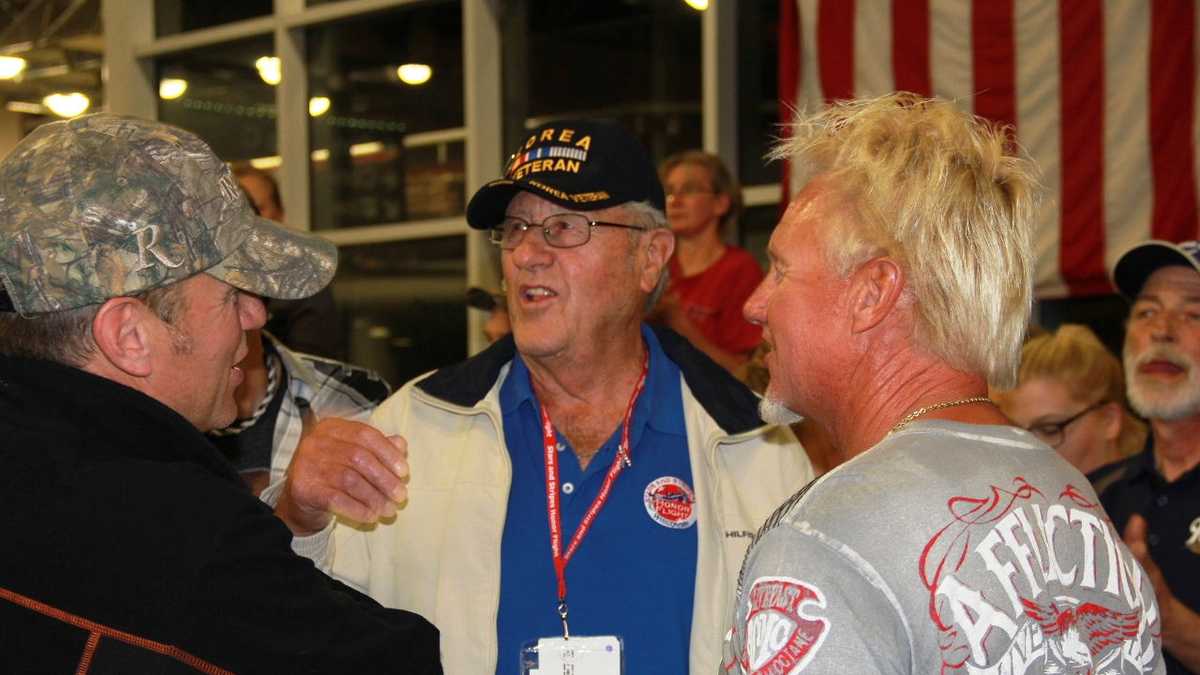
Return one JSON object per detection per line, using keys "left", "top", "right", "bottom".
{"left": 1112, "top": 239, "right": 1200, "bottom": 300}
{"left": 465, "top": 119, "right": 665, "bottom": 229}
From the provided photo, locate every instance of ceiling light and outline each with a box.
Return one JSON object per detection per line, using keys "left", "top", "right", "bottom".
{"left": 349, "top": 141, "right": 384, "bottom": 157}
{"left": 396, "top": 63, "right": 432, "bottom": 85}
{"left": 249, "top": 155, "right": 282, "bottom": 170}
{"left": 158, "top": 78, "right": 188, "bottom": 100}
{"left": 310, "top": 148, "right": 330, "bottom": 162}
{"left": 308, "top": 96, "right": 331, "bottom": 117}
{"left": 5, "top": 100, "right": 44, "bottom": 114}
{"left": 683, "top": 0, "right": 709, "bottom": 9}
{"left": 0, "top": 56, "right": 26, "bottom": 80}
{"left": 42, "top": 92, "right": 90, "bottom": 118}
{"left": 255, "top": 56, "right": 281, "bottom": 85}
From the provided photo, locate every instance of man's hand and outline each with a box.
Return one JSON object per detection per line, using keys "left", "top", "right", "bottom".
{"left": 275, "top": 417, "right": 409, "bottom": 536}
{"left": 1124, "top": 514, "right": 1200, "bottom": 671}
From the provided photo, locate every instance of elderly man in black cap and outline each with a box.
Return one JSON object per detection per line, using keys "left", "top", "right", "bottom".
{"left": 1093, "top": 240, "right": 1200, "bottom": 673}
{"left": 0, "top": 115, "right": 440, "bottom": 672}
{"left": 272, "top": 119, "right": 811, "bottom": 674}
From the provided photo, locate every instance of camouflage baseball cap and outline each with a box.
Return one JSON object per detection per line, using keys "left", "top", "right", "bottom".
{"left": 0, "top": 113, "right": 337, "bottom": 316}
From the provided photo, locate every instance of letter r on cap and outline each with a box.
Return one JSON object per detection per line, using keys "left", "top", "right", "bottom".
{"left": 132, "top": 224, "right": 184, "bottom": 272}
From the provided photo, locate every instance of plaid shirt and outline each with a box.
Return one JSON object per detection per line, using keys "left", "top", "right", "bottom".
{"left": 264, "top": 333, "right": 392, "bottom": 485}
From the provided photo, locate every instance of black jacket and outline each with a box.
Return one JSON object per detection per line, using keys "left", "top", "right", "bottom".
{"left": 0, "top": 356, "right": 441, "bottom": 674}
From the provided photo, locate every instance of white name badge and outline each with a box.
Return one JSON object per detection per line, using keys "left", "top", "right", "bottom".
{"left": 520, "top": 635, "right": 623, "bottom": 675}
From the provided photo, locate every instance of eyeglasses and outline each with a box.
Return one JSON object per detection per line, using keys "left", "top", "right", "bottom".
{"left": 663, "top": 183, "right": 716, "bottom": 198}
{"left": 489, "top": 213, "right": 646, "bottom": 250}
{"left": 1024, "top": 400, "right": 1107, "bottom": 448}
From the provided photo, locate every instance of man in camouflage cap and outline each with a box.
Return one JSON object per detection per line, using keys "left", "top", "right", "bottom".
{"left": 0, "top": 114, "right": 441, "bottom": 673}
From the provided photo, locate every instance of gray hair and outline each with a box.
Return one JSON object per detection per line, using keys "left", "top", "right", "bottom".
{"left": 617, "top": 200, "right": 672, "bottom": 312}
{"left": 0, "top": 282, "right": 190, "bottom": 366}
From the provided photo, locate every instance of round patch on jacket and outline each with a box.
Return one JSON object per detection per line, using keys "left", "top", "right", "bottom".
{"left": 742, "top": 576, "right": 829, "bottom": 673}
{"left": 643, "top": 476, "right": 696, "bottom": 528}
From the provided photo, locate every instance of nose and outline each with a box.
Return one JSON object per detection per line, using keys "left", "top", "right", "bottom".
{"left": 1148, "top": 310, "right": 1178, "bottom": 342}
{"left": 507, "top": 226, "right": 554, "bottom": 269}
{"left": 743, "top": 277, "right": 770, "bottom": 326}
{"left": 239, "top": 292, "right": 268, "bottom": 330}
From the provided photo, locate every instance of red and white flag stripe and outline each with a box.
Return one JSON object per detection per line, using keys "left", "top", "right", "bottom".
{"left": 779, "top": 0, "right": 1199, "bottom": 298}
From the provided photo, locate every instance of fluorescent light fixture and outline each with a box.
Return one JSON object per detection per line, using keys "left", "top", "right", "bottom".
{"left": 308, "top": 96, "right": 331, "bottom": 117}
{"left": 0, "top": 56, "right": 26, "bottom": 79}
{"left": 310, "top": 148, "right": 331, "bottom": 162}
{"left": 249, "top": 155, "right": 282, "bottom": 170}
{"left": 42, "top": 92, "right": 90, "bottom": 118}
{"left": 684, "top": 0, "right": 709, "bottom": 9}
{"left": 158, "top": 78, "right": 188, "bottom": 100}
{"left": 396, "top": 63, "right": 432, "bottom": 85}
{"left": 5, "top": 100, "right": 44, "bottom": 114}
{"left": 255, "top": 56, "right": 281, "bottom": 85}
{"left": 349, "top": 141, "right": 384, "bottom": 157}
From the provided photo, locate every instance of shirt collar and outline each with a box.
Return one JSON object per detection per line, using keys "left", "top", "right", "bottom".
{"left": 502, "top": 324, "right": 685, "bottom": 440}
{"left": 1127, "top": 434, "right": 1200, "bottom": 486}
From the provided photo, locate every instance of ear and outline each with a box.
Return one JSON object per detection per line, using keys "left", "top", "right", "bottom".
{"left": 713, "top": 192, "right": 732, "bottom": 220}
{"left": 639, "top": 228, "right": 676, "bottom": 294}
{"left": 847, "top": 256, "right": 905, "bottom": 334}
{"left": 91, "top": 297, "right": 155, "bottom": 378}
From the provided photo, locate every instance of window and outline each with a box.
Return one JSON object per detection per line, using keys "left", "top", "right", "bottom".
{"left": 306, "top": 3, "right": 466, "bottom": 228}
{"left": 503, "top": 0, "right": 702, "bottom": 160}
{"left": 737, "top": 0, "right": 781, "bottom": 186}
{"left": 335, "top": 237, "right": 468, "bottom": 385}
{"left": 155, "top": 1, "right": 273, "bottom": 37}
{"left": 156, "top": 35, "right": 277, "bottom": 164}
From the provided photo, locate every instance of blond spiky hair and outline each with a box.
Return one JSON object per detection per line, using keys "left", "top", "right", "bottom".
{"left": 769, "top": 93, "right": 1042, "bottom": 388}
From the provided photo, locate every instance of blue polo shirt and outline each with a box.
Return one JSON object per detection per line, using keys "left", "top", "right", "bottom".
{"left": 495, "top": 325, "right": 697, "bottom": 675}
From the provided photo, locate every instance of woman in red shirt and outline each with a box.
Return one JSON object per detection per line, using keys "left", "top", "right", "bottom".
{"left": 654, "top": 151, "right": 764, "bottom": 373}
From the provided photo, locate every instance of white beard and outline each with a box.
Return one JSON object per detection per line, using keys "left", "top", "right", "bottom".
{"left": 1124, "top": 343, "right": 1200, "bottom": 421}
{"left": 759, "top": 395, "right": 803, "bottom": 425}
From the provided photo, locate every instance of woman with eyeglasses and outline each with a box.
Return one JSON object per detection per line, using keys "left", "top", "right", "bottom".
{"left": 649, "top": 151, "right": 763, "bottom": 375}
{"left": 993, "top": 324, "right": 1147, "bottom": 475}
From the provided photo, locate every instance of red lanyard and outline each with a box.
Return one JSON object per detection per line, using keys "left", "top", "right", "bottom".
{"left": 540, "top": 348, "right": 648, "bottom": 636}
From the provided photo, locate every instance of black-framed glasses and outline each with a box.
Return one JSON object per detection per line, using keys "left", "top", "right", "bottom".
{"left": 1025, "top": 400, "right": 1108, "bottom": 448}
{"left": 489, "top": 213, "right": 647, "bottom": 250}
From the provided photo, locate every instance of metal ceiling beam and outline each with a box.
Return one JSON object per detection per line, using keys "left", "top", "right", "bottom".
{"left": 41, "top": 0, "right": 92, "bottom": 43}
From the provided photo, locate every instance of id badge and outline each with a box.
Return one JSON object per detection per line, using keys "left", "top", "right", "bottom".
{"left": 519, "top": 635, "right": 623, "bottom": 675}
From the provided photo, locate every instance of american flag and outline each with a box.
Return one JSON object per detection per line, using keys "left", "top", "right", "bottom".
{"left": 779, "top": 0, "right": 1198, "bottom": 298}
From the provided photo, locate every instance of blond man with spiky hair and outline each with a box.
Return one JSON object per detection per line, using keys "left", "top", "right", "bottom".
{"left": 723, "top": 93, "right": 1165, "bottom": 675}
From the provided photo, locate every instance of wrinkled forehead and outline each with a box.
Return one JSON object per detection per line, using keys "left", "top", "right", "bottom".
{"left": 665, "top": 161, "right": 714, "bottom": 183}
{"left": 1137, "top": 265, "right": 1200, "bottom": 301}
{"left": 770, "top": 181, "right": 843, "bottom": 248}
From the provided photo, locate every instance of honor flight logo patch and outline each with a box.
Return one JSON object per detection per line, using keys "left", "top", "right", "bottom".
{"left": 643, "top": 476, "right": 696, "bottom": 529}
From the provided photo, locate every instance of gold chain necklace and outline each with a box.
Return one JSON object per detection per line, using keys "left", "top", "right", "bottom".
{"left": 890, "top": 396, "right": 992, "bottom": 434}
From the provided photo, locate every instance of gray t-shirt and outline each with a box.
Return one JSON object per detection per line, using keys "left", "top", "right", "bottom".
{"left": 724, "top": 420, "right": 1165, "bottom": 675}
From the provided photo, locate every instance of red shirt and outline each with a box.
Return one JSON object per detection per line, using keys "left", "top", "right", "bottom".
{"left": 668, "top": 245, "right": 764, "bottom": 355}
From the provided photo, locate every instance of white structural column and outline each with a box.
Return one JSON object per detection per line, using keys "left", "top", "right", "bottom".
{"left": 463, "top": 0, "right": 504, "bottom": 355}
{"left": 703, "top": 0, "right": 739, "bottom": 240}
{"left": 703, "top": 0, "right": 738, "bottom": 164}
{"left": 102, "top": 0, "right": 156, "bottom": 118}
{"left": 275, "top": 0, "right": 311, "bottom": 231}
